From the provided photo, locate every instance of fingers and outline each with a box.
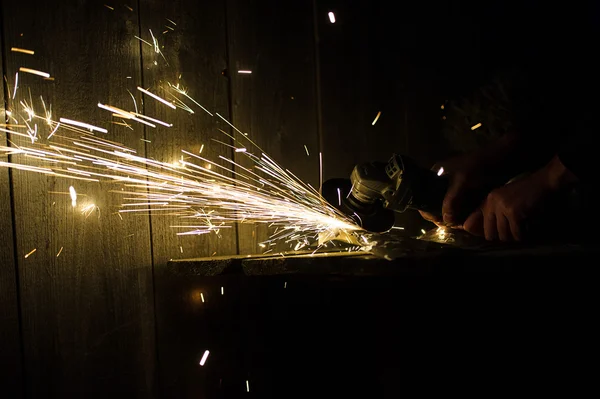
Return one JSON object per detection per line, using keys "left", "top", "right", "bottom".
{"left": 483, "top": 208, "right": 498, "bottom": 241}
{"left": 418, "top": 210, "right": 440, "bottom": 224}
{"left": 442, "top": 176, "right": 466, "bottom": 225}
{"left": 463, "top": 209, "right": 484, "bottom": 236}
{"left": 496, "top": 214, "right": 511, "bottom": 242}
{"left": 507, "top": 214, "right": 523, "bottom": 241}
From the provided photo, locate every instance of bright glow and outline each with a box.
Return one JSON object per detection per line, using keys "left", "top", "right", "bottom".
{"left": 471, "top": 122, "right": 482, "bottom": 130}
{"left": 137, "top": 86, "right": 176, "bottom": 109}
{"left": 11, "top": 47, "right": 34, "bottom": 55}
{"left": 221, "top": 286, "right": 224, "bottom": 295}
{"left": 328, "top": 12, "right": 336, "bottom": 23}
{"left": 421, "top": 229, "right": 427, "bottom": 235}
{"left": 372, "top": 111, "right": 381, "bottom": 125}
{"left": 246, "top": 380, "right": 250, "bottom": 392}
{"left": 237, "top": 70, "right": 252, "bottom": 74}
{"left": 19, "top": 67, "right": 50, "bottom": 78}
{"left": 199, "top": 350, "right": 210, "bottom": 366}
{"left": 437, "top": 167, "right": 444, "bottom": 176}
{"left": 200, "top": 293, "right": 205, "bottom": 303}
{"left": 24, "top": 248, "right": 37, "bottom": 258}
{"left": 59, "top": 118, "right": 108, "bottom": 133}
{"left": 69, "top": 186, "right": 77, "bottom": 207}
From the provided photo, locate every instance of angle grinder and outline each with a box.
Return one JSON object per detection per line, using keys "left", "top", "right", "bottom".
{"left": 322, "top": 154, "right": 449, "bottom": 232}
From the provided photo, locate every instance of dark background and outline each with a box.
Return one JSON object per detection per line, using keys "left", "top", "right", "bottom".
{"left": 0, "top": 0, "right": 595, "bottom": 397}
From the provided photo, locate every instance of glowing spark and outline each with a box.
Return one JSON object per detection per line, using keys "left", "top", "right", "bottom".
{"left": 471, "top": 123, "right": 482, "bottom": 130}
{"left": 437, "top": 167, "right": 444, "bottom": 176}
{"left": 168, "top": 82, "right": 213, "bottom": 115}
{"left": 237, "top": 70, "right": 252, "bottom": 74}
{"left": 104, "top": 4, "right": 114, "bottom": 10}
{"left": 56, "top": 247, "right": 63, "bottom": 257}
{"left": 137, "top": 86, "right": 176, "bottom": 109}
{"left": 131, "top": 112, "right": 172, "bottom": 127}
{"left": 304, "top": 145, "right": 310, "bottom": 156}
{"left": 284, "top": 282, "right": 287, "bottom": 288}
{"left": 199, "top": 144, "right": 204, "bottom": 154}
{"left": 24, "top": 248, "right": 36, "bottom": 258}
{"left": 125, "top": 5, "right": 133, "bottom": 11}
{"left": 372, "top": 111, "right": 381, "bottom": 125}
{"left": 69, "top": 186, "right": 77, "bottom": 207}
{"left": 127, "top": 89, "right": 139, "bottom": 113}
{"left": 221, "top": 286, "right": 224, "bottom": 295}
{"left": 81, "top": 203, "right": 99, "bottom": 218}
{"left": 12, "top": 73, "right": 18, "bottom": 100}
{"left": 421, "top": 229, "right": 427, "bottom": 235}
{"left": 319, "top": 152, "right": 323, "bottom": 193}
{"left": 441, "top": 104, "right": 445, "bottom": 110}
{"left": 60, "top": 118, "right": 108, "bottom": 133}
{"left": 391, "top": 226, "right": 405, "bottom": 230}
{"left": 199, "top": 350, "right": 209, "bottom": 366}
{"left": 328, "top": 12, "right": 336, "bottom": 23}
{"left": 19, "top": 67, "right": 50, "bottom": 78}
{"left": 337, "top": 188, "right": 341, "bottom": 206}
{"left": 134, "top": 36, "right": 152, "bottom": 47}
{"left": 179, "top": 246, "right": 183, "bottom": 253}
{"left": 235, "top": 148, "right": 247, "bottom": 153}
{"left": 200, "top": 293, "right": 205, "bottom": 303}
{"left": 166, "top": 18, "right": 177, "bottom": 26}
{"left": 246, "top": 381, "right": 250, "bottom": 392}
{"left": 11, "top": 47, "right": 34, "bottom": 55}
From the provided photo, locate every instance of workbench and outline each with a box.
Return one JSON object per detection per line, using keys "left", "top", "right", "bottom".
{"left": 156, "top": 235, "right": 599, "bottom": 398}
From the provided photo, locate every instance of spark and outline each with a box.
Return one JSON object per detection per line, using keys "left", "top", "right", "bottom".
{"left": 56, "top": 247, "right": 63, "bottom": 257}
{"left": 237, "top": 70, "right": 252, "bottom": 74}
{"left": 134, "top": 36, "right": 152, "bottom": 47}
{"left": 60, "top": 118, "right": 108, "bottom": 133}
{"left": 441, "top": 104, "right": 445, "bottom": 110}
{"left": 471, "top": 122, "right": 482, "bottom": 130}
{"left": 328, "top": 11, "right": 336, "bottom": 23}
{"left": 24, "top": 248, "right": 37, "bottom": 258}
{"left": 127, "top": 89, "right": 139, "bottom": 113}
{"left": 199, "top": 350, "right": 210, "bottom": 366}
{"left": 11, "top": 47, "right": 34, "bottom": 55}
{"left": 137, "top": 86, "right": 176, "bottom": 109}
{"left": 372, "top": 111, "right": 381, "bottom": 125}
{"left": 130, "top": 112, "right": 172, "bottom": 127}
{"left": 166, "top": 18, "right": 177, "bottom": 26}
{"left": 235, "top": 148, "right": 247, "bottom": 153}
{"left": 304, "top": 145, "right": 310, "bottom": 156}
{"left": 284, "top": 282, "right": 287, "bottom": 288}
{"left": 221, "top": 286, "right": 224, "bottom": 295}
{"left": 104, "top": 4, "right": 114, "bottom": 10}
{"left": 199, "top": 144, "right": 204, "bottom": 154}
{"left": 125, "top": 5, "right": 133, "bottom": 11}
{"left": 69, "top": 186, "right": 77, "bottom": 207}
{"left": 81, "top": 203, "right": 99, "bottom": 218}
{"left": 179, "top": 246, "right": 183, "bottom": 253}
{"left": 391, "top": 226, "right": 405, "bottom": 230}
{"left": 19, "top": 67, "right": 50, "bottom": 78}
{"left": 200, "top": 293, "right": 205, "bottom": 303}
{"left": 319, "top": 152, "right": 323, "bottom": 193}
{"left": 437, "top": 167, "right": 444, "bottom": 176}
{"left": 12, "top": 73, "right": 18, "bottom": 99}
{"left": 421, "top": 229, "right": 427, "bottom": 235}
{"left": 246, "top": 380, "right": 250, "bottom": 392}
{"left": 337, "top": 187, "right": 341, "bottom": 206}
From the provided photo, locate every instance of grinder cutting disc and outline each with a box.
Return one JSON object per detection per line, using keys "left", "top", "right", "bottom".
{"left": 321, "top": 178, "right": 395, "bottom": 233}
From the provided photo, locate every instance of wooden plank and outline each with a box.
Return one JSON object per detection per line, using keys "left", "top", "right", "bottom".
{"left": 314, "top": 1, "right": 447, "bottom": 235}
{"left": 139, "top": 0, "right": 237, "bottom": 264}
{"left": 2, "top": 2, "right": 156, "bottom": 397}
{"left": 227, "top": 0, "right": 320, "bottom": 254}
{"left": 0, "top": 24, "right": 24, "bottom": 398}
{"left": 138, "top": 1, "right": 237, "bottom": 397}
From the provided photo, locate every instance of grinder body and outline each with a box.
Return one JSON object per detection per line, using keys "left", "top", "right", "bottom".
{"left": 322, "top": 154, "right": 448, "bottom": 232}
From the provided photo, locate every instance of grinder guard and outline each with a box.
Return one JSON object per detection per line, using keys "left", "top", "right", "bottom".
{"left": 322, "top": 154, "right": 449, "bottom": 233}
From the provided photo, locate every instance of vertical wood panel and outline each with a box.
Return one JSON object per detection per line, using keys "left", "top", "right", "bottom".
{"left": 227, "top": 0, "right": 320, "bottom": 254}
{"left": 315, "top": 1, "right": 445, "bottom": 235}
{"left": 138, "top": 0, "right": 237, "bottom": 396}
{"left": 2, "top": 2, "right": 156, "bottom": 396}
{"left": 139, "top": 0, "right": 237, "bottom": 265}
{"left": 0, "top": 24, "right": 24, "bottom": 399}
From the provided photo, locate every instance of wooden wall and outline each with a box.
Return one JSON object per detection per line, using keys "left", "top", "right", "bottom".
{"left": 0, "top": 0, "right": 445, "bottom": 397}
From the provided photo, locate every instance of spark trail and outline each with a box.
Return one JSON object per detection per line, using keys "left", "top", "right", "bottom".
{"left": 1, "top": 25, "right": 366, "bottom": 253}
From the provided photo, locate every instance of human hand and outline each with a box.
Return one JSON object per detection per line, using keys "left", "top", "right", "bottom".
{"left": 463, "top": 156, "right": 577, "bottom": 241}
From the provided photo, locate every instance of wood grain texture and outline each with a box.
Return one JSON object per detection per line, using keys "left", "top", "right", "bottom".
{"left": 2, "top": 2, "right": 156, "bottom": 397}
{"left": 138, "top": 0, "right": 237, "bottom": 396}
{"left": 0, "top": 26, "right": 24, "bottom": 399}
{"left": 227, "top": 0, "right": 320, "bottom": 254}
{"left": 139, "top": 0, "right": 237, "bottom": 265}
